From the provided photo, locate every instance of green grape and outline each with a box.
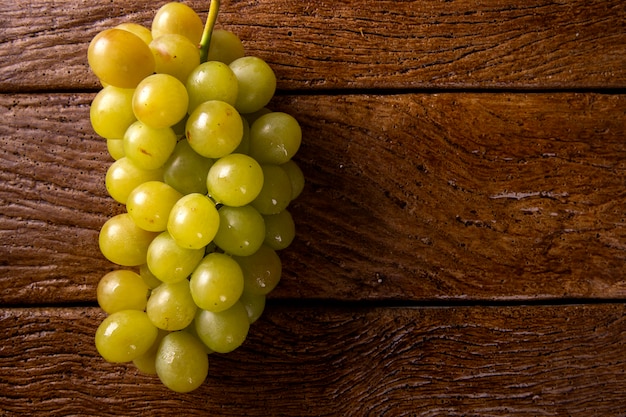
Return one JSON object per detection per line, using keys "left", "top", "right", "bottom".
{"left": 263, "top": 209, "right": 296, "bottom": 250}
{"left": 97, "top": 269, "right": 150, "bottom": 314}
{"left": 116, "top": 22, "right": 153, "bottom": 45}
{"left": 186, "top": 61, "right": 239, "bottom": 114}
{"left": 249, "top": 112, "right": 302, "bottom": 164}
{"left": 152, "top": 2, "right": 204, "bottom": 46}
{"left": 163, "top": 139, "right": 214, "bottom": 195}
{"left": 132, "top": 328, "right": 169, "bottom": 375}
{"left": 233, "top": 116, "right": 250, "bottom": 154}
{"left": 99, "top": 213, "right": 158, "bottom": 266}
{"left": 133, "top": 73, "right": 189, "bottom": 129}
{"left": 90, "top": 86, "right": 136, "bottom": 140}
{"left": 123, "top": 121, "right": 178, "bottom": 170}
{"left": 171, "top": 114, "right": 188, "bottom": 137}
{"left": 234, "top": 244, "right": 282, "bottom": 295}
{"left": 204, "top": 241, "right": 218, "bottom": 255}
{"left": 167, "top": 193, "right": 220, "bottom": 249}
{"left": 239, "top": 291, "right": 266, "bottom": 324}
{"left": 213, "top": 205, "right": 265, "bottom": 256}
{"left": 207, "top": 29, "right": 245, "bottom": 64}
{"left": 150, "top": 34, "right": 200, "bottom": 83}
{"left": 95, "top": 309, "right": 158, "bottom": 363}
{"left": 146, "top": 231, "right": 204, "bottom": 283}
{"left": 155, "top": 331, "right": 209, "bottom": 393}
{"left": 88, "top": 28, "right": 155, "bottom": 88}
{"left": 106, "top": 139, "right": 125, "bottom": 160}
{"left": 242, "top": 107, "right": 271, "bottom": 125}
{"left": 251, "top": 164, "right": 292, "bottom": 215}
{"left": 140, "top": 262, "right": 163, "bottom": 289}
{"left": 206, "top": 153, "right": 263, "bottom": 207}
{"left": 147, "top": 280, "right": 197, "bottom": 331}
{"left": 229, "top": 56, "right": 277, "bottom": 114}
{"left": 195, "top": 301, "right": 250, "bottom": 353}
{"left": 105, "top": 157, "right": 164, "bottom": 204}
{"left": 281, "top": 159, "right": 305, "bottom": 200}
{"left": 127, "top": 181, "right": 183, "bottom": 232}
{"left": 189, "top": 252, "right": 244, "bottom": 313}
{"left": 183, "top": 322, "right": 213, "bottom": 354}
{"left": 186, "top": 100, "right": 243, "bottom": 158}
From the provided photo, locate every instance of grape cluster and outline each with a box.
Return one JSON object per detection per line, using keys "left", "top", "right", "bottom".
{"left": 88, "top": 2, "right": 304, "bottom": 393}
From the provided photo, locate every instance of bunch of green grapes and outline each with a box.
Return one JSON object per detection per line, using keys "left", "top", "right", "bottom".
{"left": 88, "top": 1, "right": 304, "bottom": 393}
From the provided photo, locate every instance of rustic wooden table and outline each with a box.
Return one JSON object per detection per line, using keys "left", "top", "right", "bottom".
{"left": 1, "top": 0, "right": 625, "bottom": 415}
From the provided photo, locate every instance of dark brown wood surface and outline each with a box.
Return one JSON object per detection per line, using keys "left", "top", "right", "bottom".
{"left": 1, "top": 0, "right": 625, "bottom": 415}
{"left": 1, "top": 0, "right": 625, "bottom": 92}
{"left": 2, "top": 92, "right": 625, "bottom": 304}
{"left": 3, "top": 305, "right": 626, "bottom": 416}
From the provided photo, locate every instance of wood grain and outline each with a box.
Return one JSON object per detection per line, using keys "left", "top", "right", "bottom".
{"left": 1, "top": 0, "right": 625, "bottom": 92}
{"left": 1, "top": 0, "right": 625, "bottom": 413}
{"left": 1, "top": 305, "right": 625, "bottom": 416}
{"left": 1, "top": 92, "right": 624, "bottom": 305}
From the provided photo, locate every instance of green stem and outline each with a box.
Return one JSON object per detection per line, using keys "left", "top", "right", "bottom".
{"left": 199, "top": 0, "right": 220, "bottom": 63}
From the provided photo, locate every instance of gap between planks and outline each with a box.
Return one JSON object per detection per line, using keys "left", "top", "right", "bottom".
{"left": 6, "top": 297, "right": 626, "bottom": 311}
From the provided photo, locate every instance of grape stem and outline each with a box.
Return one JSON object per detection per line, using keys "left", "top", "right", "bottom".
{"left": 199, "top": 0, "right": 220, "bottom": 63}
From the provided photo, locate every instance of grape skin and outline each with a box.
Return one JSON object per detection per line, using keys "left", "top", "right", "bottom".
{"left": 163, "top": 139, "right": 214, "bottom": 195}
{"left": 150, "top": 34, "right": 200, "bottom": 83}
{"left": 151, "top": 2, "right": 204, "bottom": 45}
{"left": 115, "top": 23, "right": 153, "bottom": 45}
{"left": 213, "top": 205, "right": 266, "bottom": 257}
{"left": 147, "top": 280, "right": 197, "bottom": 331}
{"left": 189, "top": 252, "right": 244, "bottom": 313}
{"left": 229, "top": 56, "right": 277, "bottom": 114}
{"left": 263, "top": 209, "right": 296, "bottom": 250}
{"left": 133, "top": 74, "right": 189, "bottom": 129}
{"left": 95, "top": 310, "right": 158, "bottom": 363}
{"left": 88, "top": 28, "right": 155, "bottom": 88}
{"left": 90, "top": 86, "right": 136, "bottom": 140}
{"left": 206, "top": 153, "right": 264, "bottom": 207}
{"left": 155, "top": 331, "right": 209, "bottom": 393}
{"left": 186, "top": 100, "right": 243, "bottom": 159}
{"left": 97, "top": 270, "right": 150, "bottom": 314}
{"left": 186, "top": 61, "right": 239, "bottom": 113}
{"left": 195, "top": 301, "right": 250, "bottom": 354}
{"left": 99, "top": 213, "right": 158, "bottom": 267}
{"left": 167, "top": 193, "right": 220, "bottom": 249}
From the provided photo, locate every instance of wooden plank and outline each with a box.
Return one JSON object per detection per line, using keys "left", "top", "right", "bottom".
{"left": 1, "top": 92, "right": 624, "bottom": 304}
{"left": 1, "top": 304, "right": 626, "bottom": 415}
{"left": 1, "top": 0, "right": 625, "bottom": 92}
{"left": 286, "top": 92, "right": 626, "bottom": 302}
{"left": 0, "top": 94, "right": 118, "bottom": 304}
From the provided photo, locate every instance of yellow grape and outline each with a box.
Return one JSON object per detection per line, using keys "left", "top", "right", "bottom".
{"left": 99, "top": 213, "right": 158, "bottom": 266}
{"left": 123, "top": 121, "right": 178, "bottom": 170}
{"left": 88, "top": 28, "right": 155, "bottom": 88}
{"left": 152, "top": 2, "right": 204, "bottom": 46}
{"left": 167, "top": 193, "right": 220, "bottom": 249}
{"left": 155, "top": 331, "right": 209, "bottom": 393}
{"left": 207, "top": 29, "right": 245, "bottom": 64}
{"left": 116, "top": 22, "right": 153, "bottom": 45}
{"left": 133, "top": 74, "right": 189, "bottom": 129}
{"left": 97, "top": 269, "right": 150, "bottom": 314}
{"left": 150, "top": 34, "right": 201, "bottom": 83}
{"left": 106, "top": 139, "right": 125, "bottom": 161}
{"left": 105, "top": 157, "right": 164, "bottom": 205}
{"left": 95, "top": 310, "right": 158, "bottom": 363}
{"left": 127, "top": 181, "right": 183, "bottom": 232}
{"left": 90, "top": 85, "right": 136, "bottom": 140}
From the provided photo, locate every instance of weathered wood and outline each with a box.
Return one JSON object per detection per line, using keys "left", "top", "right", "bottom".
{"left": 1, "top": 0, "right": 624, "bottom": 414}
{"left": 1, "top": 92, "right": 624, "bottom": 305}
{"left": 1, "top": 305, "right": 625, "bottom": 416}
{"left": 1, "top": 0, "right": 625, "bottom": 92}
